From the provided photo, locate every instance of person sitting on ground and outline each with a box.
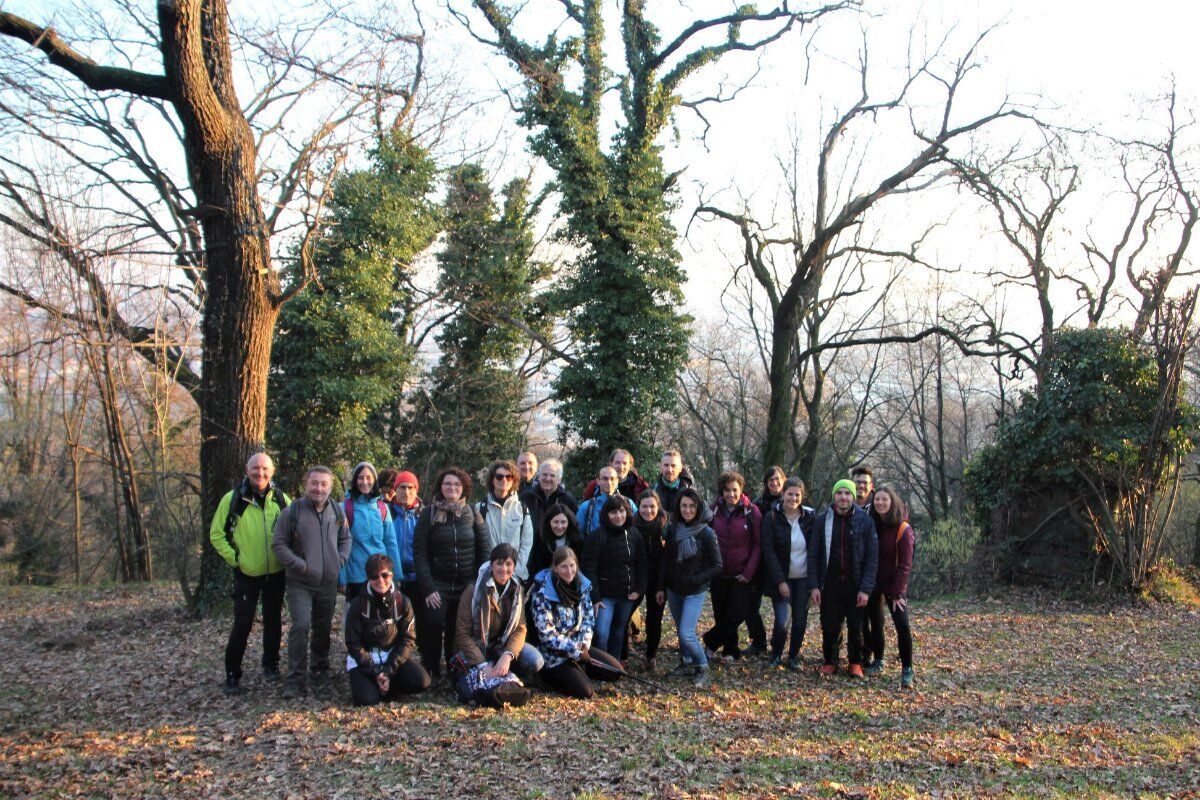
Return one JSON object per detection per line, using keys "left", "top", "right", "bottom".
{"left": 530, "top": 546, "right": 624, "bottom": 699}
{"left": 344, "top": 553, "right": 431, "bottom": 706}
{"left": 451, "top": 544, "right": 543, "bottom": 708}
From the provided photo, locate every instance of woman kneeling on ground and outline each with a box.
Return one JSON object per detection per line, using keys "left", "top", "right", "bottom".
{"left": 344, "top": 553, "right": 432, "bottom": 706}
{"left": 531, "top": 546, "right": 624, "bottom": 699}
{"left": 452, "top": 544, "right": 544, "bottom": 708}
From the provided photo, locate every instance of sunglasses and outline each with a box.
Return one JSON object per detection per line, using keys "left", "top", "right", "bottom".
{"left": 368, "top": 571, "right": 393, "bottom": 580}
{"left": 494, "top": 474, "right": 514, "bottom": 481}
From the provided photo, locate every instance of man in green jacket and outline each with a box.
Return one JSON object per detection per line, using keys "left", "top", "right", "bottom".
{"left": 209, "top": 452, "right": 290, "bottom": 695}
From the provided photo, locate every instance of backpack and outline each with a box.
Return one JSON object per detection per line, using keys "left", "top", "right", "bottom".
{"left": 222, "top": 483, "right": 288, "bottom": 556}
{"left": 344, "top": 497, "right": 388, "bottom": 528}
{"left": 478, "top": 499, "right": 530, "bottom": 531}
{"left": 895, "top": 522, "right": 916, "bottom": 568}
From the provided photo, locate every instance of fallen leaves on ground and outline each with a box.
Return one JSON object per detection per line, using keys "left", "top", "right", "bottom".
{"left": 0, "top": 583, "right": 1197, "bottom": 799}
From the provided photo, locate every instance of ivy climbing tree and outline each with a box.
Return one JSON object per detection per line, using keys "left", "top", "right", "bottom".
{"left": 269, "top": 132, "right": 440, "bottom": 492}
{"left": 462, "top": 0, "right": 853, "bottom": 467}
{"left": 405, "top": 164, "right": 544, "bottom": 489}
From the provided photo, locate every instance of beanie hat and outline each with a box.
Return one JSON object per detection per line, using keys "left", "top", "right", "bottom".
{"left": 394, "top": 470, "right": 420, "bottom": 491}
{"left": 831, "top": 479, "right": 857, "bottom": 500}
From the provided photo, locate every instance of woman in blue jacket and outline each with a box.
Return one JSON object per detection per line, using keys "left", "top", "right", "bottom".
{"left": 339, "top": 462, "right": 399, "bottom": 601}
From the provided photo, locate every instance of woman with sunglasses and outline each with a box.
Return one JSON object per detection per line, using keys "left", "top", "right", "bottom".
{"left": 344, "top": 553, "right": 432, "bottom": 706}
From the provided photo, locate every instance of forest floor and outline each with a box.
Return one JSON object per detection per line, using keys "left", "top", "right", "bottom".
{"left": 0, "top": 583, "right": 1197, "bottom": 799}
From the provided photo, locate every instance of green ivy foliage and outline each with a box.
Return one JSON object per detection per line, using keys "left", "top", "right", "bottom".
{"left": 404, "top": 165, "right": 543, "bottom": 492}
{"left": 267, "top": 133, "right": 440, "bottom": 491}
{"left": 964, "top": 327, "right": 1197, "bottom": 531}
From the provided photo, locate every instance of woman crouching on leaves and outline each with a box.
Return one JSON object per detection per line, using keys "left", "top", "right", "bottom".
{"left": 865, "top": 485, "right": 916, "bottom": 688}
{"left": 451, "top": 543, "right": 544, "bottom": 708}
{"left": 657, "top": 487, "right": 722, "bottom": 687}
{"left": 531, "top": 546, "right": 624, "bottom": 699}
{"left": 344, "top": 553, "right": 432, "bottom": 706}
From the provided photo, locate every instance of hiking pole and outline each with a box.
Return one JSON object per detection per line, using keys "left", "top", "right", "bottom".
{"left": 584, "top": 657, "right": 685, "bottom": 697}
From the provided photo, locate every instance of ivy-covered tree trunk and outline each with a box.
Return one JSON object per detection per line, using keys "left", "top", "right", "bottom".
{"left": 470, "top": 0, "right": 846, "bottom": 464}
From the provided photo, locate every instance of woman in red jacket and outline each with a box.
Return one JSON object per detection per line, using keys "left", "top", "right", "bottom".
{"left": 701, "top": 471, "right": 762, "bottom": 662}
{"left": 865, "top": 485, "right": 915, "bottom": 688}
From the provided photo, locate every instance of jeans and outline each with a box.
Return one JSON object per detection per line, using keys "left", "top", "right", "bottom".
{"left": 594, "top": 597, "right": 638, "bottom": 657}
{"left": 225, "top": 569, "right": 285, "bottom": 677}
{"left": 284, "top": 580, "right": 338, "bottom": 684}
{"left": 667, "top": 589, "right": 708, "bottom": 668}
{"left": 769, "top": 578, "right": 811, "bottom": 659}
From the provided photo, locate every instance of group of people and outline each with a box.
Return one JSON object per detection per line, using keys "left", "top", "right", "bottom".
{"left": 210, "top": 448, "right": 916, "bottom": 708}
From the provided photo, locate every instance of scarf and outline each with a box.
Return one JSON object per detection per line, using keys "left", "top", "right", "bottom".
{"left": 633, "top": 510, "right": 667, "bottom": 544}
{"left": 469, "top": 562, "right": 523, "bottom": 650}
{"left": 674, "top": 518, "right": 707, "bottom": 562}
{"left": 553, "top": 574, "right": 582, "bottom": 608}
{"left": 432, "top": 497, "right": 466, "bottom": 525}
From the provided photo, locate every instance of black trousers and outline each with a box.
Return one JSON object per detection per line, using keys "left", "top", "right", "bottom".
{"left": 225, "top": 569, "right": 285, "bottom": 677}
{"left": 745, "top": 580, "right": 767, "bottom": 650}
{"left": 540, "top": 648, "right": 622, "bottom": 699}
{"left": 643, "top": 590, "right": 667, "bottom": 660}
{"left": 702, "top": 576, "right": 753, "bottom": 657}
{"left": 347, "top": 658, "right": 432, "bottom": 706}
{"left": 820, "top": 586, "right": 864, "bottom": 666}
{"left": 415, "top": 588, "right": 463, "bottom": 678}
{"left": 866, "top": 591, "right": 913, "bottom": 668}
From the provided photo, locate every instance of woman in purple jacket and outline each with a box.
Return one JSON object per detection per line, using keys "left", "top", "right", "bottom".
{"left": 701, "top": 471, "right": 762, "bottom": 662}
{"left": 865, "top": 485, "right": 915, "bottom": 688}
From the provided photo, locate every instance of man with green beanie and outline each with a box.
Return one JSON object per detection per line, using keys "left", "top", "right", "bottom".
{"left": 808, "top": 479, "right": 878, "bottom": 677}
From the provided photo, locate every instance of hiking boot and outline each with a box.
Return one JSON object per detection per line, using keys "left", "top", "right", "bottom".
{"left": 848, "top": 663, "right": 865, "bottom": 678}
{"left": 865, "top": 658, "right": 885, "bottom": 676}
{"left": 262, "top": 665, "right": 281, "bottom": 681}
{"left": 669, "top": 661, "right": 694, "bottom": 677}
{"left": 819, "top": 664, "right": 837, "bottom": 677}
{"left": 281, "top": 681, "right": 303, "bottom": 700}
{"left": 786, "top": 657, "right": 802, "bottom": 671}
{"left": 692, "top": 668, "right": 709, "bottom": 688}
{"left": 766, "top": 655, "right": 783, "bottom": 668}
{"left": 901, "top": 667, "right": 915, "bottom": 689}
{"left": 223, "top": 673, "right": 243, "bottom": 696}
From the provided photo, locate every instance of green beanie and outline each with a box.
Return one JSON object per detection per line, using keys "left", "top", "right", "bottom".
{"left": 831, "top": 479, "right": 856, "bottom": 500}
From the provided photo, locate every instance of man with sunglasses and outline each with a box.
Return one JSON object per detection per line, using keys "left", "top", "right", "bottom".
{"left": 478, "top": 460, "right": 534, "bottom": 581}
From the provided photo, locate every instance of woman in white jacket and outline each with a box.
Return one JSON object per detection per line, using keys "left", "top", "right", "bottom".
{"left": 477, "top": 460, "right": 534, "bottom": 581}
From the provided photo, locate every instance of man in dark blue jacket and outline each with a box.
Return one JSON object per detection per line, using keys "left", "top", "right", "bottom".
{"left": 809, "top": 479, "right": 878, "bottom": 677}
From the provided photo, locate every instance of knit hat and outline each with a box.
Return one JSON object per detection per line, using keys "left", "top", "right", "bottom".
{"left": 831, "top": 479, "right": 857, "bottom": 500}
{"left": 394, "top": 470, "right": 419, "bottom": 491}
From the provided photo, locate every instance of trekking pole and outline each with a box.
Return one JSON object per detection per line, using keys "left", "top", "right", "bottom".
{"left": 584, "top": 657, "right": 685, "bottom": 697}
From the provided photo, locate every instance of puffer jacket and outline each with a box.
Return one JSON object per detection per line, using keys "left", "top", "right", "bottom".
{"left": 759, "top": 502, "right": 815, "bottom": 598}
{"left": 526, "top": 522, "right": 585, "bottom": 585}
{"left": 412, "top": 502, "right": 490, "bottom": 598}
{"left": 343, "top": 583, "right": 417, "bottom": 678}
{"left": 710, "top": 495, "right": 762, "bottom": 581}
{"left": 530, "top": 568, "right": 594, "bottom": 669}
{"left": 339, "top": 470, "right": 398, "bottom": 585}
{"left": 809, "top": 505, "right": 879, "bottom": 595}
{"left": 632, "top": 508, "right": 669, "bottom": 595}
{"left": 479, "top": 494, "right": 534, "bottom": 581}
{"left": 581, "top": 518, "right": 647, "bottom": 601}
{"left": 658, "top": 504, "right": 722, "bottom": 596}
{"left": 208, "top": 479, "right": 289, "bottom": 577}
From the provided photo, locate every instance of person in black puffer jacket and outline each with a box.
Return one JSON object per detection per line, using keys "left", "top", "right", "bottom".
{"left": 632, "top": 489, "right": 670, "bottom": 672}
{"left": 412, "top": 466, "right": 490, "bottom": 679}
{"left": 581, "top": 494, "right": 647, "bottom": 661}
{"left": 657, "top": 487, "right": 722, "bottom": 686}
{"left": 344, "top": 554, "right": 431, "bottom": 706}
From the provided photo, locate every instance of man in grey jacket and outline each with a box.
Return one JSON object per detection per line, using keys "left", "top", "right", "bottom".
{"left": 272, "top": 465, "right": 351, "bottom": 699}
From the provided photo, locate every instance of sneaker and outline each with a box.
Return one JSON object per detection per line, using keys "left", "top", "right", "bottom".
{"left": 848, "top": 663, "right": 865, "bottom": 678}
{"left": 865, "top": 659, "right": 885, "bottom": 676}
{"left": 766, "top": 655, "right": 783, "bottom": 668}
{"left": 281, "top": 681, "right": 303, "bottom": 700}
{"left": 262, "top": 665, "right": 281, "bottom": 681}
{"left": 819, "top": 664, "right": 837, "bottom": 677}
{"left": 692, "top": 668, "right": 709, "bottom": 688}
{"left": 901, "top": 667, "right": 915, "bottom": 689}
{"left": 223, "top": 673, "right": 242, "bottom": 696}
{"left": 786, "top": 657, "right": 802, "bottom": 671}
{"left": 669, "top": 661, "right": 694, "bottom": 677}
